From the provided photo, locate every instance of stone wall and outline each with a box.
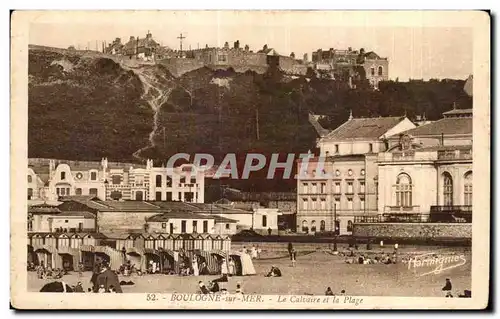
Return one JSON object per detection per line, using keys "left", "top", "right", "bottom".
{"left": 157, "top": 58, "right": 206, "bottom": 77}
{"left": 352, "top": 223, "right": 471, "bottom": 239}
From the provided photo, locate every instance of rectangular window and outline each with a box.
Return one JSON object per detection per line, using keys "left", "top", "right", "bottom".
{"left": 335, "top": 145, "right": 339, "bottom": 153}
{"left": 311, "top": 198, "right": 317, "bottom": 209}
{"left": 90, "top": 172, "right": 97, "bottom": 181}
{"left": 78, "top": 223, "right": 83, "bottom": 231}
{"left": 60, "top": 188, "right": 66, "bottom": 196}
{"left": 464, "top": 185, "right": 472, "bottom": 206}
{"left": 56, "top": 188, "right": 60, "bottom": 195}
{"left": 371, "top": 67, "right": 375, "bottom": 76}
{"left": 169, "top": 223, "right": 174, "bottom": 234}
{"left": 155, "top": 192, "right": 162, "bottom": 201}
{"left": 162, "top": 223, "right": 166, "bottom": 229}
{"left": 360, "top": 181, "right": 365, "bottom": 193}
{"left": 312, "top": 183, "right": 317, "bottom": 193}
{"left": 190, "top": 176, "right": 196, "bottom": 184}
{"left": 181, "top": 220, "right": 186, "bottom": 233}
{"left": 185, "top": 192, "right": 194, "bottom": 203}
{"left": 302, "top": 183, "right": 308, "bottom": 193}
{"left": 225, "top": 223, "right": 230, "bottom": 230}
{"left": 302, "top": 198, "right": 308, "bottom": 210}
{"left": 203, "top": 221, "right": 208, "bottom": 233}
{"left": 320, "top": 198, "right": 326, "bottom": 210}
{"left": 178, "top": 192, "right": 182, "bottom": 201}
{"left": 61, "top": 172, "right": 66, "bottom": 180}
{"left": 334, "top": 198, "right": 341, "bottom": 210}
{"left": 360, "top": 198, "right": 365, "bottom": 210}
{"left": 166, "top": 192, "right": 172, "bottom": 201}
{"left": 262, "top": 215, "right": 267, "bottom": 227}
{"left": 347, "top": 182, "right": 353, "bottom": 194}
{"left": 180, "top": 176, "right": 186, "bottom": 184}
{"left": 193, "top": 221, "right": 198, "bottom": 233}
{"left": 27, "top": 188, "right": 33, "bottom": 200}
{"left": 89, "top": 188, "right": 98, "bottom": 196}
{"left": 321, "top": 183, "right": 326, "bottom": 193}
{"left": 347, "top": 198, "right": 353, "bottom": 210}
{"left": 76, "top": 188, "right": 82, "bottom": 195}
{"left": 65, "top": 220, "right": 69, "bottom": 223}
{"left": 335, "top": 182, "right": 341, "bottom": 194}
{"left": 369, "top": 143, "right": 373, "bottom": 153}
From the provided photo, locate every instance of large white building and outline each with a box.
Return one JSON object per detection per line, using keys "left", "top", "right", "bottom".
{"left": 297, "top": 113, "right": 417, "bottom": 235}
{"left": 27, "top": 158, "right": 205, "bottom": 203}
{"left": 376, "top": 108, "right": 473, "bottom": 222}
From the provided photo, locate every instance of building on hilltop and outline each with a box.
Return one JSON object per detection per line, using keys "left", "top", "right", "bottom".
{"left": 311, "top": 47, "right": 389, "bottom": 89}
{"left": 121, "top": 31, "right": 161, "bottom": 61}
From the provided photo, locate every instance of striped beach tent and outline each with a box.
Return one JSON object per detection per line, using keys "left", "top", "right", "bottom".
{"left": 155, "top": 234, "right": 166, "bottom": 250}
{"left": 162, "top": 249, "right": 178, "bottom": 273}
{"left": 165, "top": 234, "right": 175, "bottom": 250}
{"left": 209, "top": 249, "right": 228, "bottom": 274}
{"left": 212, "top": 235, "right": 223, "bottom": 250}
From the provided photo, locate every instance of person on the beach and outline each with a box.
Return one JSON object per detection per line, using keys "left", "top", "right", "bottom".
{"left": 442, "top": 278, "right": 452, "bottom": 297}
{"left": 192, "top": 257, "right": 199, "bottom": 276}
{"left": 228, "top": 258, "right": 235, "bottom": 277}
{"left": 291, "top": 248, "right": 297, "bottom": 267}
{"left": 325, "top": 287, "right": 334, "bottom": 296}
{"left": 250, "top": 245, "right": 258, "bottom": 259}
{"left": 287, "top": 242, "right": 293, "bottom": 259}
{"left": 265, "top": 266, "right": 282, "bottom": 277}
{"left": 235, "top": 283, "right": 244, "bottom": 294}
{"left": 198, "top": 281, "right": 210, "bottom": 294}
{"left": 208, "top": 280, "right": 220, "bottom": 293}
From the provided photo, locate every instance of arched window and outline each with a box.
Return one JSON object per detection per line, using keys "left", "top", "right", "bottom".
{"left": 320, "top": 220, "right": 326, "bottom": 231}
{"left": 378, "top": 66, "right": 383, "bottom": 76}
{"left": 166, "top": 176, "right": 172, "bottom": 187}
{"left": 347, "top": 220, "right": 353, "bottom": 232}
{"left": 28, "top": 175, "right": 32, "bottom": 183}
{"left": 311, "top": 220, "right": 316, "bottom": 232}
{"left": 395, "top": 173, "right": 412, "bottom": 207}
{"left": 464, "top": 171, "right": 472, "bottom": 206}
{"left": 302, "top": 220, "right": 308, "bottom": 232}
{"left": 443, "top": 172, "right": 453, "bottom": 206}
{"left": 156, "top": 175, "right": 162, "bottom": 187}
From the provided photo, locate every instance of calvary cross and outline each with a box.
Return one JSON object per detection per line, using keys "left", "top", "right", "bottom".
{"left": 177, "top": 33, "right": 186, "bottom": 52}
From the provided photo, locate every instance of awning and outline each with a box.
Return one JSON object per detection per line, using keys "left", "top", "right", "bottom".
{"left": 34, "top": 244, "right": 57, "bottom": 254}
{"left": 210, "top": 250, "right": 228, "bottom": 259}
{"left": 58, "top": 246, "right": 78, "bottom": 255}
{"left": 126, "top": 247, "right": 144, "bottom": 255}
{"left": 94, "top": 246, "right": 109, "bottom": 254}
{"left": 143, "top": 248, "right": 160, "bottom": 257}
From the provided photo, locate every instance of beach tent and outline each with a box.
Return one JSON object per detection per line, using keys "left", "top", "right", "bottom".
{"left": 144, "top": 248, "right": 162, "bottom": 271}
{"left": 126, "top": 246, "right": 145, "bottom": 271}
{"left": 161, "top": 249, "right": 178, "bottom": 273}
{"left": 40, "top": 281, "right": 74, "bottom": 293}
{"left": 229, "top": 251, "right": 256, "bottom": 276}
{"left": 212, "top": 235, "right": 223, "bottom": 250}
{"left": 209, "top": 250, "right": 227, "bottom": 274}
{"left": 165, "top": 234, "right": 175, "bottom": 250}
{"left": 94, "top": 245, "right": 123, "bottom": 271}
{"left": 144, "top": 234, "right": 156, "bottom": 250}
{"left": 57, "top": 245, "right": 80, "bottom": 271}
{"left": 69, "top": 234, "right": 83, "bottom": 249}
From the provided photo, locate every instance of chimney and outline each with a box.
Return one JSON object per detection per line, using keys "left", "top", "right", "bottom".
{"left": 115, "top": 37, "right": 121, "bottom": 44}
{"left": 263, "top": 44, "right": 268, "bottom": 51}
{"left": 303, "top": 53, "right": 308, "bottom": 62}
{"left": 244, "top": 44, "right": 249, "bottom": 52}
{"left": 146, "top": 31, "right": 152, "bottom": 39}
{"left": 234, "top": 40, "right": 240, "bottom": 49}
{"left": 224, "top": 41, "right": 229, "bottom": 49}
{"left": 290, "top": 52, "right": 295, "bottom": 59}
{"left": 130, "top": 36, "right": 135, "bottom": 42}
{"left": 348, "top": 47, "right": 352, "bottom": 52}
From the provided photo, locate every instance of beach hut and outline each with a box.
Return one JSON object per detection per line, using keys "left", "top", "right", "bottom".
{"left": 79, "top": 240, "right": 95, "bottom": 271}
{"left": 201, "top": 234, "right": 213, "bottom": 251}
{"left": 161, "top": 249, "right": 178, "bottom": 273}
{"left": 173, "top": 234, "right": 184, "bottom": 251}
{"left": 58, "top": 233, "right": 70, "bottom": 248}
{"left": 212, "top": 235, "right": 223, "bottom": 250}
{"left": 180, "top": 233, "right": 194, "bottom": 251}
{"left": 131, "top": 233, "right": 145, "bottom": 249}
{"left": 195, "top": 249, "right": 218, "bottom": 275}
{"left": 155, "top": 234, "right": 166, "bottom": 250}
{"left": 94, "top": 245, "right": 123, "bottom": 271}
{"left": 82, "top": 233, "right": 105, "bottom": 247}
{"left": 222, "top": 235, "right": 231, "bottom": 252}
{"left": 70, "top": 234, "right": 83, "bottom": 249}
{"left": 44, "top": 234, "right": 57, "bottom": 248}
{"left": 229, "top": 251, "right": 256, "bottom": 276}
{"left": 209, "top": 249, "right": 227, "bottom": 274}
{"left": 193, "top": 234, "right": 204, "bottom": 250}
{"left": 31, "top": 233, "right": 44, "bottom": 246}
{"left": 144, "top": 234, "right": 156, "bottom": 250}
{"left": 144, "top": 248, "right": 162, "bottom": 272}
{"left": 165, "top": 234, "right": 175, "bottom": 250}
{"left": 126, "top": 246, "right": 146, "bottom": 271}
{"left": 33, "top": 243, "right": 57, "bottom": 269}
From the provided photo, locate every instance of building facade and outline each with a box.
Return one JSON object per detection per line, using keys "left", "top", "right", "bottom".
{"left": 298, "top": 113, "right": 416, "bottom": 235}
{"left": 376, "top": 108, "right": 473, "bottom": 222}
{"left": 27, "top": 158, "right": 205, "bottom": 203}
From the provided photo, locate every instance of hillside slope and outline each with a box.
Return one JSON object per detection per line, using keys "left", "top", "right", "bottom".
{"left": 28, "top": 48, "right": 472, "bottom": 165}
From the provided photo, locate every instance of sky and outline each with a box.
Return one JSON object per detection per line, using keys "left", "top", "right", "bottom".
{"left": 29, "top": 11, "right": 473, "bottom": 81}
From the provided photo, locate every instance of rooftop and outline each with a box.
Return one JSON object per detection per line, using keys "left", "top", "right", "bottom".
{"left": 94, "top": 200, "right": 163, "bottom": 212}
{"left": 322, "top": 116, "right": 405, "bottom": 140}
{"left": 399, "top": 117, "right": 472, "bottom": 137}
{"left": 52, "top": 211, "right": 96, "bottom": 219}
{"left": 28, "top": 204, "right": 61, "bottom": 214}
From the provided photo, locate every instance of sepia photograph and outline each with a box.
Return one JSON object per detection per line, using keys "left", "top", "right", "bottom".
{"left": 10, "top": 10, "right": 490, "bottom": 309}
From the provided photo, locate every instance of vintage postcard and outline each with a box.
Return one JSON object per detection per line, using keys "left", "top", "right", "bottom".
{"left": 11, "top": 10, "right": 490, "bottom": 309}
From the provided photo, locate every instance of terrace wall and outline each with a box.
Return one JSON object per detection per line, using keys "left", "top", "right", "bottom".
{"left": 352, "top": 223, "right": 471, "bottom": 239}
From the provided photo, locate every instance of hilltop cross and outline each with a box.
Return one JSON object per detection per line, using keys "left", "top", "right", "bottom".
{"left": 177, "top": 33, "right": 186, "bottom": 54}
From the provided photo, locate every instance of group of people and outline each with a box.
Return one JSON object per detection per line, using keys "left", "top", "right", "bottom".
{"left": 33, "top": 261, "right": 68, "bottom": 280}
{"left": 178, "top": 254, "right": 211, "bottom": 276}
{"left": 89, "top": 262, "right": 123, "bottom": 293}
{"left": 441, "top": 278, "right": 471, "bottom": 298}
{"left": 344, "top": 253, "right": 397, "bottom": 265}
{"left": 197, "top": 280, "right": 244, "bottom": 295}
{"left": 240, "top": 245, "right": 261, "bottom": 259}
{"left": 325, "top": 287, "right": 346, "bottom": 296}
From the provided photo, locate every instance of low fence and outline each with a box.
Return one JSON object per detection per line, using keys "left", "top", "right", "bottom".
{"left": 354, "top": 213, "right": 471, "bottom": 223}
{"left": 352, "top": 223, "right": 471, "bottom": 241}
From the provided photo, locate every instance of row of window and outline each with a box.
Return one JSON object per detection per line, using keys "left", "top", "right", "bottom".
{"left": 327, "top": 144, "right": 374, "bottom": 155}
{"left": 394, "top": 171, "right": 472, "bottom": 207}
{"left": 303, "top": 168, "right": 366, "bottom": 179}
{"left": 301, "top": 220, "right": 353, "bottom": 232}
{"left": 161, "top": 220, "right": 210, "bottom": 233}
{"left": 302, "top": 180, "right": 365, "bottom": 194}
{"left": 301, "top": 196, "right": 365, "bottom": 210}
{"left": 370, "top": 66, "right": 384, "bottom": 76}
